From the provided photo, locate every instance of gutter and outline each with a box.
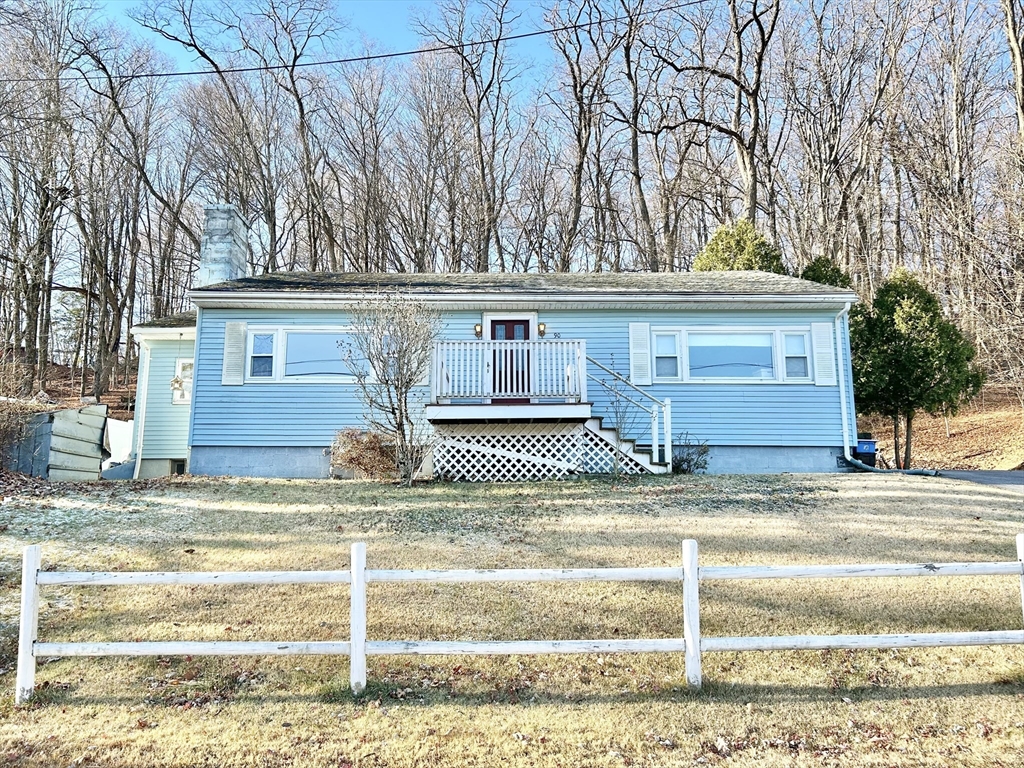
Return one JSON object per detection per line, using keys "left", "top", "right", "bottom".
{"left": 189, "top": 289, "right": 859, "bottom": 309}
{"left": 834, "top": 303, "right": 937, "bottom": 477}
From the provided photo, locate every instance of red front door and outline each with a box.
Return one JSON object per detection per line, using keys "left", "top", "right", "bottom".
{"left": 491, "top": 320, "right": 530, "bottom": 404}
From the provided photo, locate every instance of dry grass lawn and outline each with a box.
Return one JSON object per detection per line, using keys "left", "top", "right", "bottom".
{"left": 0, "top": 473, "right": 1022, "bottom": 767}
{"left": 860, "top": 386, "right": 1024, "bottom": 470}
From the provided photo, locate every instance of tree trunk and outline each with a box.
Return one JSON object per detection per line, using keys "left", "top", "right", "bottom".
{"left": 903, "top": 412, "right": 914, "bottom": 470}
{"left": 892, "top": 415, "right": 902, "bottom": 469}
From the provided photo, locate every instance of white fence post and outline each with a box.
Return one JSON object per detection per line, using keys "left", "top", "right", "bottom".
{"left": 1017, "top": 533, "right": 1024, "bottom": 630}
{"left": 350, "top": 542, "right": 367, "bottom": 695}
{"left": 682, "top": 539, "right": 702, "bottom": 688}
{"left": 16, "top": 545, "right": 42, "bottom": 705}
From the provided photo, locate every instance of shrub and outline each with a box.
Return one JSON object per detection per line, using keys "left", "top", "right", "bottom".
{"left": 673, "top": 432, "right": 710, "bottom": 474}
{"left": 331, "top": 429, "right": 397, "bottom": 480}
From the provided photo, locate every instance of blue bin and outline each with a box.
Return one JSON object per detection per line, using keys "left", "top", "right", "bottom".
{"left": 857, "top": 439, "right": 876, "bottom": 454}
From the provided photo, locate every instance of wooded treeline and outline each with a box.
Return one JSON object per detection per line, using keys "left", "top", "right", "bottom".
{"left": 0, "top": 0, "right": 1021, "bottom": 404}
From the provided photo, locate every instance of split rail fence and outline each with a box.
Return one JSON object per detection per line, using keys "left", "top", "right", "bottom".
{"left": 16, "top": 535, "right": 1024, "bottom": 704}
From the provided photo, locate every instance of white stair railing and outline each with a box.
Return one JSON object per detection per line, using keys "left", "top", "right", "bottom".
{"left": 586, "top": 357, "right": 672, "bottom": 467}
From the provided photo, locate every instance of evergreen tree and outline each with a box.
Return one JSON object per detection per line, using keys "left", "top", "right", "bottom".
{"left": 693, "top": 220, "right": 788, "bottom": 274}
{"left": 800, "top": 256, "right": 852, "bottom": 288}
{"left": 850, "top": 270, "right": 984, "bottom": 469}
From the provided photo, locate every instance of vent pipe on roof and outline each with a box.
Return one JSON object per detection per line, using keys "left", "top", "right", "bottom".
{"left": 195, "top": 204, "right": 249, "bottom": 288}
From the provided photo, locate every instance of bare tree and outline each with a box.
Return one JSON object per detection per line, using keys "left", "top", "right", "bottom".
{"left": 655, "top": 0, "right": 781, "bottom": 224}
{"left": 415, "top": 0, "right": 522, "bottom": 272}
{"left": 345, "top": 294, "right": 441, "bottom": 484}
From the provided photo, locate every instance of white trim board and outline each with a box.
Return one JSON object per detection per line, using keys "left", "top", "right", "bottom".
{"left": 481, "top": 312, "right": 539, "bottom": 340}
{"left": 131, "top": 327, "right": 196, "bottom": 340}
{"left": 424, "top": 403, "right": 592, "bottom": 422}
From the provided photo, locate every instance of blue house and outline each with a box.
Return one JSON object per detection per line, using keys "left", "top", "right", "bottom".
{"left": 129, "top": 205, "right": 860, "bottom": 480}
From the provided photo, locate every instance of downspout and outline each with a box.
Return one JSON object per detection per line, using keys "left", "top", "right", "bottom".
{"left": 132, "top": 341, "right": 151, "bottom": 480}
{"left": 834, "top": 303, "right": 937, "bottom": 476}
{"left": 186, "top": 307, "right": 202, "bottom": 472}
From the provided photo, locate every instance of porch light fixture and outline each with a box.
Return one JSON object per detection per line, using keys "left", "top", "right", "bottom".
{"left": 538, "top": 323, "right": 547, "bottom": 337}
{"left": 474, "top": 323, "right": 483, "bottom": 338}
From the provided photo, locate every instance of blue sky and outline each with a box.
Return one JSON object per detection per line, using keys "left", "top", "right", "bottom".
{"left": 98, "top": 0, "right": 553, "bottom": 76}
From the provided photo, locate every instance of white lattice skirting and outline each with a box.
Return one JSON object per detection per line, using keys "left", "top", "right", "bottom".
{"left": 433, "top": 422, "right": 648, "bottom": 482}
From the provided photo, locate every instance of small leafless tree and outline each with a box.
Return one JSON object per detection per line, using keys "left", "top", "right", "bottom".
{"left": 345, "top": 294, "right": 441, "bottom": 484}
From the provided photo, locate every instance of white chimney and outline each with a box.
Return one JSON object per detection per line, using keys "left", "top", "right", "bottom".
{"left": 195, "top": 204, "right": 249, "bottom": 287}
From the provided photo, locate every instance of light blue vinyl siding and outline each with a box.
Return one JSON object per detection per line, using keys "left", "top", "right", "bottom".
{"left": 543, "top": 309, "right": 854, "bottom": 447}
{"left": 136, "top": 338, "right": 194, "bottom": 459}
{"left": 190, "top": 306, "right": 856, "bottom": 449}
{"left": 190, "top": 310, "right": 479, "bottom": 446}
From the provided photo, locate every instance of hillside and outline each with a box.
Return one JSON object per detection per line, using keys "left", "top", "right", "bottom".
{"left": 12, "top": 363, "right": 136, "bottom": 422}
{"left": 859, "top": 387, "right": 1024, "bottom": 471}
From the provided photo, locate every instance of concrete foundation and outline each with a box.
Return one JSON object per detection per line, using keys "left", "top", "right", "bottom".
{"left": 189, "top": 446, "right": 331, "bottom": 478}
{"left": 136, "top": 458, "right": 187, "bottom": 479}
{"left": 186, "top": 444, "right": 845, "bottom": 479}
{"left": 701, "top": 445, "right": 849, "bottom": 474}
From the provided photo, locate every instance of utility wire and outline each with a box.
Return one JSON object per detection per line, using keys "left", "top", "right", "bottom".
{"left": 0, "top": 0, "right": 703, "bottom": 84}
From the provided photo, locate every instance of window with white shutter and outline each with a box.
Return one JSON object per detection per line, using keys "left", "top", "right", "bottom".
{"left": 810, "top": 322, "right": 837, "bottom": 386}
{"left": 221, "top": 321, "right": 247, "bottom": 385}
{"left": 628, "top": 322, "right": 652, "bottom": 385}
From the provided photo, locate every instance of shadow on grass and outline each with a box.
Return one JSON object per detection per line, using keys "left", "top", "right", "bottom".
{"left": 19, "top": 674, "right": 1024, "bottom": 711}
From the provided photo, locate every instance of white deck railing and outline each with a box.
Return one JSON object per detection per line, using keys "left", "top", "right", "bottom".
{"left": 431, "top": 339, "right": 587, "bottom": 403}
{"left": 15, "top": 535, "right": 1024, "bottom": 702}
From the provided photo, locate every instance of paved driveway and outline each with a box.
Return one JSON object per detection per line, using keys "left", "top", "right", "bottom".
{"left": 941, "top": 470, "right": 1024, "bottom": 493}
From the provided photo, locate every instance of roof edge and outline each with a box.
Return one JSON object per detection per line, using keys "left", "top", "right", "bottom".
{"left": 190, "top": 289, "right": 858, "bottom": 309}
{"left": 131, "top": 326, "right": 197, "bottom": 340}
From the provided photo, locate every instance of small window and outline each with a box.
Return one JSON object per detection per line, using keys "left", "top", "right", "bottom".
{"left": 688, "top": 332, "right": 775, "bottom": 379}
{"left": 284, "top": 332, "right": 352, "bottom": 378}
{"left": 172, "top": 358, "right": 194, "bottom": 404}
{"left": 652, "top": 332, "right": 681, "bottom": 380}
{"left": 783, "top": 333, "right": 811, "bottom": 380}
{"left": 249, "top": 332, "right": 275, "bottom": 378}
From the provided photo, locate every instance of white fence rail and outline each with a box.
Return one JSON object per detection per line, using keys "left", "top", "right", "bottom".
{"left": 431, "top": 339, "right": 587, "bottom": 403}
{"left": 15, "top": 535, "right": 1024, "bottom": 703}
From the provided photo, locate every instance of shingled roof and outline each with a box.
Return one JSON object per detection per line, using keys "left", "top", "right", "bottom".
{"left": 134, "top": 310, "right": 197, "bottom": 330}
{"left": 191, "top": 270, "right": 854, "bottom": 297}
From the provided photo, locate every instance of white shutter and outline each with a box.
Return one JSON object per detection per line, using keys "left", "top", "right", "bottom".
{"left": 811, "top": 322, "right": 837, "bottom": 386}
{"left": 222, "top": 321, "right": 247, "bottom": 385}
{"left": 628, "top": 322, "right": 652, "bottom": 386}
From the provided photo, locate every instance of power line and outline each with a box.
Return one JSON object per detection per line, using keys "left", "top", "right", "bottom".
{"left": 0, "top": 0, "right": 702, "bottom": 84}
